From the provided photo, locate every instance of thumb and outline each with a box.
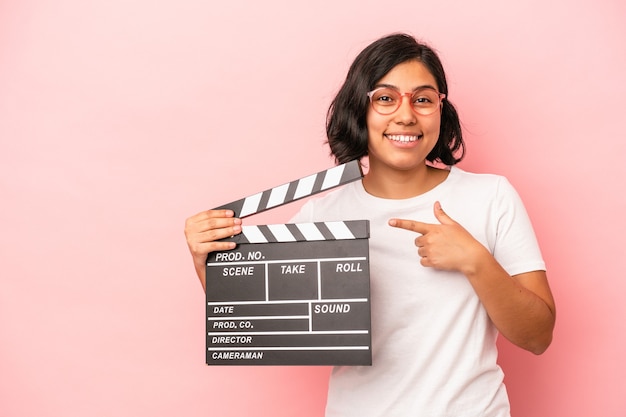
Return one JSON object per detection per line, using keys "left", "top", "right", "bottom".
{"left": 434, "top": 201, "right": 456, "bottom": 225}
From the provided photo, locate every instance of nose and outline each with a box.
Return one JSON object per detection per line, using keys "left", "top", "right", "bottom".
{"left": 393, "top": 93, "right": 417, "bottom": 125}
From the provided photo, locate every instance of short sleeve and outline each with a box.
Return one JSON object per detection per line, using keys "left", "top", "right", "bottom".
{"left": 492, "top": 177, "right": 546, "bottom": 276}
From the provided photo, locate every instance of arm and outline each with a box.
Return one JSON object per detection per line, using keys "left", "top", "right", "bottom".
{"left": 184, "top": 209, "right": 242, "bottom": 291}
{"left": 389, "top": 201, "right": 556, "bottom": 354}
{"left": 460, "top": 251, "right": 555, "bottom": 354}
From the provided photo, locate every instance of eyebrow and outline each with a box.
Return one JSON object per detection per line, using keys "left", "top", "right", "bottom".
{"left": 374, "top": 83, "right": 439, "bottom": 92}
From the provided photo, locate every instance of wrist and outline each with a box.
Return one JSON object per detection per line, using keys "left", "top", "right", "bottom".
{"left": 461, "top": 244, "right": 493, "bottom": 278}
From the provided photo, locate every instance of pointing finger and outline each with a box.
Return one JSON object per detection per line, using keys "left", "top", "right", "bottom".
{"left": 388, "top": 218, "right": 433, "bottom": 235}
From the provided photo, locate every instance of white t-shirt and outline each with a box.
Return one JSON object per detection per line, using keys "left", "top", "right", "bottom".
{"left": 291, "top": 167, "right": 545, "bottom": 417}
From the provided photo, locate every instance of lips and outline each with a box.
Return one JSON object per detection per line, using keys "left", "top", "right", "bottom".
{"left": 385, "top": 134, "right": 422, "bottom": 143}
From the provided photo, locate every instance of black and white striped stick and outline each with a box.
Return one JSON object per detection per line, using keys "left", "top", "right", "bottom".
{"left": 214, "top": 160, "right": 362, "bottom": 218}
{"left": 223, "top": 220, "right": 369, "bottom": 244}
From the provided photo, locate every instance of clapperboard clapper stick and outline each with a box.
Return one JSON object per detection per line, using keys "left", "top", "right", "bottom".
{"left": 213, "top": 160, "right": 363, "bottom": 218}
{"left": 206, "top": 160, "right": 372, "bottom": 366}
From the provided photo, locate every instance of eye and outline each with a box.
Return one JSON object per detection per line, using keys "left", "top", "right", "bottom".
{"left": 412, "top": 89, "right": 438, "bottom": 106}
{"left": 414, "top": 96, "right": 433, "bottom": 104}
{"left": 372, "top": 89, "right": 399, "bottom": 106}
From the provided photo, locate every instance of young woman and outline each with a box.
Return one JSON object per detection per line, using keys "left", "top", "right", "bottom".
{"left": 185, "top": 33, "right": 556, "bottom": 416}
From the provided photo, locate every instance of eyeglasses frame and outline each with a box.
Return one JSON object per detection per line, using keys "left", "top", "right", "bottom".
{"left": 366, "top": 86, "right": 446, "bottom": 116}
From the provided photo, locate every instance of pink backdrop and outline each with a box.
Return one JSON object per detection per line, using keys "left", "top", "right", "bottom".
{"left": 1, "top": 0, "right": 625, "bottom": 416}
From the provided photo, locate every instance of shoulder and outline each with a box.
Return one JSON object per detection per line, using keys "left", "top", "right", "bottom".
{"left": 446, "top": 167, "right": 517, "bottom": 199}
{"left": 449, "top": 166, "right": 509, "bottom": 186}
{"left": 290, "top": 181, "right": 362, "bottom": 223}
{"left": 442, "top": 168, "right": 527, "bottom": 228}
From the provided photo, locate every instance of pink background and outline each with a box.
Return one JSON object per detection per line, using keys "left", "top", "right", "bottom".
{"left": 1, "top": 0, "right": 625, "bottom": 416}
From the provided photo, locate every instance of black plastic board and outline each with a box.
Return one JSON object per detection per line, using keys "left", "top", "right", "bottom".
{"left": 206, "top": 220, "right": 371, "bottom": 366}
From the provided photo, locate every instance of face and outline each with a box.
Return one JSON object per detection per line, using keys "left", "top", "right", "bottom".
{"left": 366, "top": 60, "right": 442, "bottom": 175}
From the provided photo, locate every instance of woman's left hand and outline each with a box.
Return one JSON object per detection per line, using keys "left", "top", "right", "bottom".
{"left": 389, "top": 201, "right": 488, "bottom": 274}
{"left": 390, "top": 201, "right": 556, "bottom": 354}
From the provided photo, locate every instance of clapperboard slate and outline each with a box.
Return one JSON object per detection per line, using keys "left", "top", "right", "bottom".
{"left": 206, "top": 160, "right": 372, "bottom": 366}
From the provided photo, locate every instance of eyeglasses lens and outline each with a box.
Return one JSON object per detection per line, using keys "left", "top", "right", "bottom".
{"left": 370, "top": 88, "right": 440, "bottom": 116}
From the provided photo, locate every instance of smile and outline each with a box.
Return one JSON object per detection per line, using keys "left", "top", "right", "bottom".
{"left": 385, "top": 134, "right": 421, "bottom": 143}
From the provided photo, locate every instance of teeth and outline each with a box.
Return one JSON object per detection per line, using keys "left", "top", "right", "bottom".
{"left": 386, "top": 134, "right": 420, "bottom": 143}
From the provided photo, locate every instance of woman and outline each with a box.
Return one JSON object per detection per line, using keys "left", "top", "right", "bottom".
{"left": 185, "top": 33, "right": 556, "bottom": 416}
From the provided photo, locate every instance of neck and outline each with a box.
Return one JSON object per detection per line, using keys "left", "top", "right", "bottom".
{"left": 362, "top": 163, "right": 449, "bottom": 199}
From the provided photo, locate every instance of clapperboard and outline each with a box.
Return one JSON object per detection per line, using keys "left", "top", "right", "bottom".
{"left": 206, "top": 160, "right": 372, "bottom": 366}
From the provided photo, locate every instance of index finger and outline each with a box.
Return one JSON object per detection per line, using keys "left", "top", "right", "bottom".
{"left": 189, "top": 209, "right": 236, "bottom": 222}
{"left": 205, "top": 209, "right": 236, "bottom": 218}
{"left": 388, "top": 218, "right": 433, "bottom": 234}
{"left": 185, "top": 209, "right": 241, "bottom": 234}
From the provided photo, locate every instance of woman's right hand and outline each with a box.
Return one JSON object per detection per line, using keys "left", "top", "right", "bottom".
{"left": 184, "top": 209, "right": 242, "bottom": 291}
